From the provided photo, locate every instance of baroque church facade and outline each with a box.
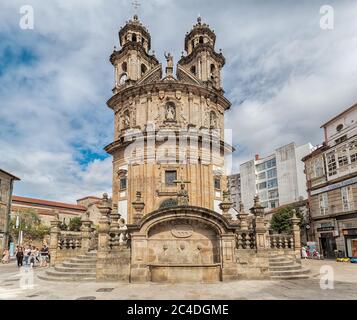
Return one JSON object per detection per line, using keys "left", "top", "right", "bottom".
{"left": 44, "top": 15, "right": 306, "bottom": 284}
{"left": 105, "top": 15, "right": 232, "bottom": 223}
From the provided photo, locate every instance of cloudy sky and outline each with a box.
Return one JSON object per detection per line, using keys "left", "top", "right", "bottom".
{"left": 0, "top": 0, "right": 356, "bottom": 202}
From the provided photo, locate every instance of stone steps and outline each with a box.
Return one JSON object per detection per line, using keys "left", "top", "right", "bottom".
{"left": 62, "top": 262, "right": 96, "bottom": 268}
{"left": 69, "top": 257, "right": 97, "bottom": 264}
{"left": 37, "top": 274, "right": 96, "bottom": 282}
{"left": 269, "top": 264, "right": 304, "bottom": 271}
{"left": 38, "top": 250, "right": 97, "bottom": 282}
{"left": 54, "top": 266, "right": 96, "bottom": 273}
{"left": 269, "top": 260, "right": 296, "bottom": 267}
{"left": 269, "top": 254, "right": 310, "bottom": 280}
{"left": 270, "top": 274, "right": 310, "bottom": 280}
{"left": 269, "top": 268, "right": 310, "bottom": 277}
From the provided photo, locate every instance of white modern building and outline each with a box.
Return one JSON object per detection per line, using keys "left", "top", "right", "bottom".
{"left": 227, "top": 173, "right": 241, "bottom": 211}
{"left": 240, "top": 142, "right": 314, "bottom": 210}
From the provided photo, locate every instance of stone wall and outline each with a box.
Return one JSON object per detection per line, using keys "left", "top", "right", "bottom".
{"left": 96, "top": 247, "right": 131, "bottom": 282}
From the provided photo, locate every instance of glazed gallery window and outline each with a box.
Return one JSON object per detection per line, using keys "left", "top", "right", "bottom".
{"left": 165, "top": 170, "right": 177, "bottom": 186}
{"left": 337, "top": 145, "right": 349, "bottom": 167}
{"left": 319, "top": 193, "right": 328, "bottom": 215}
{"left": 349, "top": 139, "right": 357, "bottom": 166}
{"left": 326, "top": 151, "right": 337, "bottom": 176}
{"left": 308, "top": 157, "right": 325, "bottom": 179}
{"left": 256, "top": 163, "right": 265, "bottom": 172}
{"left": 341, "top": 186, "right": 354, "bottom": 212}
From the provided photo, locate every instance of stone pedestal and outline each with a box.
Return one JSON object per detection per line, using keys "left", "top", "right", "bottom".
{"left": 237, "top": 202, "right": 249, "bottom": 231}
{"left": 219, "top": 191, "right": 233, "bottom": 220}
{"left": 49, "top": 213, "right": 61, "bottom": 266}
{"left": 80, "top": 214, "right": 93, "bottom": 253}
{"left": 250, "top": 195, "right": 269, "bottom": 251}
{"left": 291, "top": 210, "right": 302, "bottom": 262}
{"left": 97, "top": 194, "right": 111, "bottom": 253}
{"left": 132, "top": 191, "right": 145, "bottom": 224}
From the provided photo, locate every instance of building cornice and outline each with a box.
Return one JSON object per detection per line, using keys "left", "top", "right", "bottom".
{"left": 107, "top": 80, "right": 231, "bottom": 111}
{"left": 110, "top": 43, "right": 159, "bottom": 66}
{"left": 178, "top": 44, "right": 225, "bottom": 67}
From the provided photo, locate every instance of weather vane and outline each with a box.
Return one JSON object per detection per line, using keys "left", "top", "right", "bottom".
{"left": 132, "top": 0, "right": 141, "bottom": 14}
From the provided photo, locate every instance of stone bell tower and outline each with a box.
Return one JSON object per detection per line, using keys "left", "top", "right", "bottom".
{"left": 105, "top": 15, "right": 232, "bottom": 224}
{"left": 177, "top": 16, "right": 225, "bottom": 90}
{"left": 110, "top": 14, "right": 160, "bottom": 93}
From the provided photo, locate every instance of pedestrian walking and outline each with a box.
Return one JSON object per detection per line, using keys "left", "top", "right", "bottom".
{"left": 16, "top": 246, "right": 24, "bottom": 267}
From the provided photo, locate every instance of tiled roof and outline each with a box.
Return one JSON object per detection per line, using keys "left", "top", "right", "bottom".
{"left": 0, "top": 169, "right": 20, "bottom": 180}
{"left": 12, "top": 196, "right": 86, "bottom": 211}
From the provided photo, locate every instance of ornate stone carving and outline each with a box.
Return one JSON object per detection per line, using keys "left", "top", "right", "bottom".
{"left": 165, "top": 101, "right": 176, "bottom": 121}
{"left": 171, "top": 224, "right": 193, "bottom": 238}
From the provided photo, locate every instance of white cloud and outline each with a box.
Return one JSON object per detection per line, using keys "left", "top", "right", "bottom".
{"left": 0, "top": 0, "right": 356, "bottom": 201}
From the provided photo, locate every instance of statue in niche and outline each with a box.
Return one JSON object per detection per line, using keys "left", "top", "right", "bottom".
{"left": 122, "top": 110, "right": 130, "bottom": 128}
{"left": 210, "top": 111, "right": 217, "bottom": 128}
{"left": 165, "top": 102, "right": 176, "bottom": 121}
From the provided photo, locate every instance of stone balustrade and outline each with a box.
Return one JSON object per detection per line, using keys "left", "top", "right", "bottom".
{"left": 267, "top": 234, "right": 294, "bottom": 250}
{"left": 57, "top": 232, "right": 82, "bottom": 250}
{"left": 236, "top": 231, "right": 256, "bottom": 249}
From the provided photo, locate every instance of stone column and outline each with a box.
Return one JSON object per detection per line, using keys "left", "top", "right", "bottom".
{"left": 250, "top": 195, "right": 268, "bottom": 251}
{"left": 291, "top": 210, "right": 302, "bottom": 261}
{"left": 97, "top": 193, "right": 111, "bottom": 252}
{"left": 219, "top": 191, "right": 233, "bottom": 220}
{"left": 132, "top": 191, "right": 145, "bottom": 224}
{"left": 80, "top": 211, "right": 93, "bottom": 253}
{"left": 109, "top": 204, "right": 121, "bottom": 249}
{"left": 237, "top": 202, "right": 249, "bottom": 231}
{"left": 49, "top": 211, "right": 61, "bottom": 266}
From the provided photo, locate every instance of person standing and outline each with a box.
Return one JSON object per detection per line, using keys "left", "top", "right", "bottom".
{"left": 16, "top": 247, "right": 24, "bottom": 267}
{"left": 40, "top": 244, "right": 49, "bottom": 267}
{"left": 301, "top": 246, "right": 308, "bottom": 259}
{"left": 1, "top": 249, "right": 10, "bottom": 264}
{"left": 29, "top": 246, "right": 36, "bottom": 267}
{"left": 24, "top": 245, "right": 31, "bottom": 266}
{"left": 35, "top": 247, "right": 40, "bottom": 264}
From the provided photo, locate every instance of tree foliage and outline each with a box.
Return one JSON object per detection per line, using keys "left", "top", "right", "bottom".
{"left": 270, "top": 206, "right": 302, "bottom": 234}
{"left": 68, "top": 217, "right": 82, "bottom": 232}
{"left": 10, "top": 209, "right": 50, "bottom": 241}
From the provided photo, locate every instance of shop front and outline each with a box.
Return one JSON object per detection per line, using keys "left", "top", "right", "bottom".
{"left": 317, "top": 226, "right": 337, "bottom": 259}
{"left": 343, "top": 229, "right": 357, "bottom": 258}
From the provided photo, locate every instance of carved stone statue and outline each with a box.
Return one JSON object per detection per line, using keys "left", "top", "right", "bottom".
{"left": 165, "top": 102, "right": 176, "bottom": 121}
{"left": 164, "top": 52, "right": 174, "bottom": 77}
{"left": 210, "top": 111, "right": 217, "bottom": 128}
{"left": 164, "top": 52, "right": 173, "bottom": 68}
{"left": 177, "top": 183, "right": 189, "bottom": 206}
{"left": 122, "top": 110, "right": 130, "bottom": 128}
